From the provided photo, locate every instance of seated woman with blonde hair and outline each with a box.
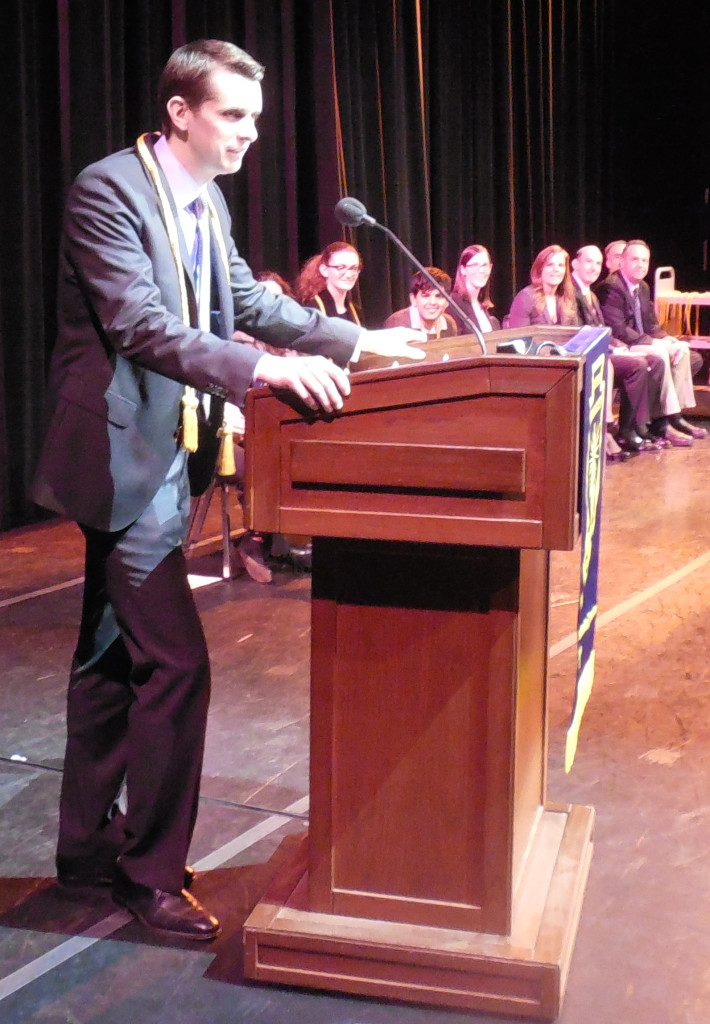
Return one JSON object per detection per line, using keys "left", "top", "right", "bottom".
{"left": 296, "top": 241, "right": 363, "bottom": 324}
{"left": 508, "top": 244, "right": 580, "bottom": 328}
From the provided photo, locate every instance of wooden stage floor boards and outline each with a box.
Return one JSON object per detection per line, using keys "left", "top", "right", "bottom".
{"left": 1, "top": 434, "right": 710, "bottom": 1023}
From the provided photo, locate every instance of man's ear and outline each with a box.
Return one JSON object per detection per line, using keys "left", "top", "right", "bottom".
{"left": 166, "top": 95, "right": 191, "bottom": 133}
{"left": 409, "top": 292, "right": 417, "bottom": 305}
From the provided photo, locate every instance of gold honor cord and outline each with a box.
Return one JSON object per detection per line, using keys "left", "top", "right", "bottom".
{"left": 313, "top": 292, "right": 361, "bottom": 326}
{"left": 135, "top": 134, "right": 233, "bottom": 461}
{"left": 203, "top": 191, "right": 240, "bottom": 476}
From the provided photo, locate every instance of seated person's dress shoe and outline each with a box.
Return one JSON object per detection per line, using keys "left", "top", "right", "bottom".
{"left": 57, "top": 855, "right": 194, "bottom": 892}
{"left": 666, "top": 432, "right": 693, "bottom": 447}
{"left": 645, "top": 434, "right": 671, "bottom": 449}
{"left": 668, "top": 414, "right": 708, "bottom": 439}
{"left": 616, "top": 429, "right": 643, "bottom": 451}
{"left": 647, "top": 419, "right": 690, "bottom": 448}
{"left": 112, "top": 866, "right": 220, "bottom": 941}
{"left": 606, "top": 448, "right": 636, "bottom": 463}
{"left": 236, "top": 531, "right": 272, "bottom": 584}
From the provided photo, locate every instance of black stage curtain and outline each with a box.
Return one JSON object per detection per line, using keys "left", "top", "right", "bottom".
{"left": 329, "top": 0, "right": 616, "bottom": 326}
{"left": 1, "top": 0, "right": 708, "bottom": 529}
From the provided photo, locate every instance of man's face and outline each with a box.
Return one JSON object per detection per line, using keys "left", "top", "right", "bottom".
{"left": 411, "top": 287, "right": 449, "bottom": 327}
{"left": 605, "top": 243, "right": 625, "bottom": 273}
{"left": 171, "top": 69, "right": 263, "bottom": 183}
{"left": 621, "top": 244, "right": 650, "bottom": 284}
{"left": 572, "top": 247, "right": 603, "bottom": 287}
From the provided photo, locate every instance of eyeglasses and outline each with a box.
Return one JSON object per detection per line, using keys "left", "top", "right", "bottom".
{"left": 327, "top": 264, "right": 361, "bottom": 274}
{"left": 464, "top": 261, "right": 491, "bottom": 271}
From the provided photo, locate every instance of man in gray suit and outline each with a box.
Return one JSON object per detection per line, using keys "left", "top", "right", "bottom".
{"left": 32, "top": 39, "right": 423, "bottom": 940}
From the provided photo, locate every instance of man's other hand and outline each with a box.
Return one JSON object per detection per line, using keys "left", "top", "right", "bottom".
{"left": 253, "top": 353, "right": 350, "bottom": 412}
{"left": 358, "top": 327, "right": 427, "bottom": 361}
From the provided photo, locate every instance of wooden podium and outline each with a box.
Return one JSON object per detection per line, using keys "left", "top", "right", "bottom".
{"left": 242, "top": 331, "right": 594, "bottom": 1021}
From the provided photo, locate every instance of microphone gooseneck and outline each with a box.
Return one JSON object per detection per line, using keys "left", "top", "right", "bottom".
{"left": 334, "top": 197, "right": 486, "bottom": 353}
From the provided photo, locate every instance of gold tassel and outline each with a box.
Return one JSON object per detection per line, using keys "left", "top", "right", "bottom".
{"left": 218, "top": 428, "right": 236, "bottom": 477}
{"left": 181, "top": 387, "right": 199, "bottom": 453}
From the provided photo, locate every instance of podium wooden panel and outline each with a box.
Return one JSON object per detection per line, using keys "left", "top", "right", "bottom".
{"left": 242, "top": 337, "right": 594, "bottom": 1021}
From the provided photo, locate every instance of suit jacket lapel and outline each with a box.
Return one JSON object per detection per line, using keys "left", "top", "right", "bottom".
{"left": 589, "top": 290, "right": 604, "bottom": 326}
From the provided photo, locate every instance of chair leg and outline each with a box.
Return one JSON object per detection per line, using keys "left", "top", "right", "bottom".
{"left": 220, "top": 478, "right": 233, "bottom": 580}
{"left": 184, "top": 474, "right": 218, "bottom": 554}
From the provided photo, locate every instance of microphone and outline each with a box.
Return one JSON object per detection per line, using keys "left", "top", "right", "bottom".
{"left": 334, "top": 196, "right": 376, "bottom": 228}
{"left": 333, "top": 197, "right": 486, "bottom": 353}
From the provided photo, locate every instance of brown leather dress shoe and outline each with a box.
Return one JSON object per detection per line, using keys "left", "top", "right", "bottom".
{"left": 112, "top": 866, "right": 220, "bottom": 941}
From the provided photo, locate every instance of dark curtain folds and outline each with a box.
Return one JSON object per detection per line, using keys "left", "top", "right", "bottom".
{"left": 331, "top": 0, "right": 615, "bottom": 325}
{"left": 329, "top": 0, "right": 433, "bottom": 327}
{"left": 0, "top": 3, "right": 62, "bottom": 531}
{"left": 1, "top": 0, "right": 708, "bottom": 529}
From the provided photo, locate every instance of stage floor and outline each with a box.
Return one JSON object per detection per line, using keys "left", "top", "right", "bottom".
{"left": 2, "top": 434, "right": 710, "bottom": 1024}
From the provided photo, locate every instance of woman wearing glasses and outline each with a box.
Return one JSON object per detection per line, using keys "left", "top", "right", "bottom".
{"left": 296, "top": 242, "right": 363, "bottom": 324}
{"left": 449, "top": 244, "right": 500, "bottom": 334}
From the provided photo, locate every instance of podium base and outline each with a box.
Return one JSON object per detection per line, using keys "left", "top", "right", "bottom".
{"left": 243, "top": 803, "right": 594, "bottom": 1022}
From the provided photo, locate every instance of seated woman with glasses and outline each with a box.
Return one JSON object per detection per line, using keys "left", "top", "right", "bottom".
{"left": 449, "top": 244, "right": 500, "bottom": 334}
{"left": 296, "top": 242, "right": 363, "bottom": 324}
{"left": 508, "top": 244, "right": 580, "bottom": 328}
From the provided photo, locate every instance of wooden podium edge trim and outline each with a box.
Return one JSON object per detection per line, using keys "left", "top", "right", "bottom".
{"left": 242, "top": 804, "right": 595, "bottom": 1021}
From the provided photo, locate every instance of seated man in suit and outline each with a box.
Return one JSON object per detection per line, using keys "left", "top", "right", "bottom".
{"left": 385, "top": 268, "right": 458, "bottom": 340}
{"left": 597, "top": 240, "right": 706, "bottom": 445}
{"left": 571, "top": 244, "right": 665, "bottom": 453}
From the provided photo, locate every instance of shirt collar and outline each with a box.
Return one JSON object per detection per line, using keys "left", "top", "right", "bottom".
{"left": 154, "top": 134, "right": 205, "bottom": 211}
{"left": 409, "top": 305, "right": 444, "bottom": 336}
{"left": 620, "top": 272, "right": 639, "bottom": 294}
{"left": 572, "top": 272, "right": 590, "bottom": 295}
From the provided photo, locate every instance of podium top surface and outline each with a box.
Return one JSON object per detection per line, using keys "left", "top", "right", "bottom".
{"left": 245, "top": 334, "right": 586, "bottom": 551}
{"left": 350, "top": 325, "right": 583, "bottom": 376}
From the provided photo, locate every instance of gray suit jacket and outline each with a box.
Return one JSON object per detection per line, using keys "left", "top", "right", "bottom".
{"left": 32, "top": 135, "right": 360, "bottom": 531}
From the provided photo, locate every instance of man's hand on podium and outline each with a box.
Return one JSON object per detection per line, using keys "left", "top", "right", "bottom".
{"left": 357, "top": 327, "right": 427, "bottom": 362}
{"left": 253, "top": 353, "right": 351, "bottom": 413}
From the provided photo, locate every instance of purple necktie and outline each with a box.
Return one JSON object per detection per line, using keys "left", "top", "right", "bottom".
{"left": 187, "top": 197, "right": 205, "bottom": 305}
{"left": 632, "top": 286, "right": 644, "bottom": 335}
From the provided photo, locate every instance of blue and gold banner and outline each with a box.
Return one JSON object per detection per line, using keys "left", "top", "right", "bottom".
{"left": 560, "top": 326, "right": 610, "bottom": 771}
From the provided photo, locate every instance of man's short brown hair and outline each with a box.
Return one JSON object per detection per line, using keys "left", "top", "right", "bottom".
{"left": 159, "top": 39, "right": 265, "bottom": 135}
{"left": 409, "top": 267, "right": 451, "bottom": 296}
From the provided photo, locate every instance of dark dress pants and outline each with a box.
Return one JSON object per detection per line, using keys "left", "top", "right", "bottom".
{"left": 611, "top": 349, "right": 656, "bottom": 432}
{"left": 57, "top": 450, "right": 210, "bottom": 893}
